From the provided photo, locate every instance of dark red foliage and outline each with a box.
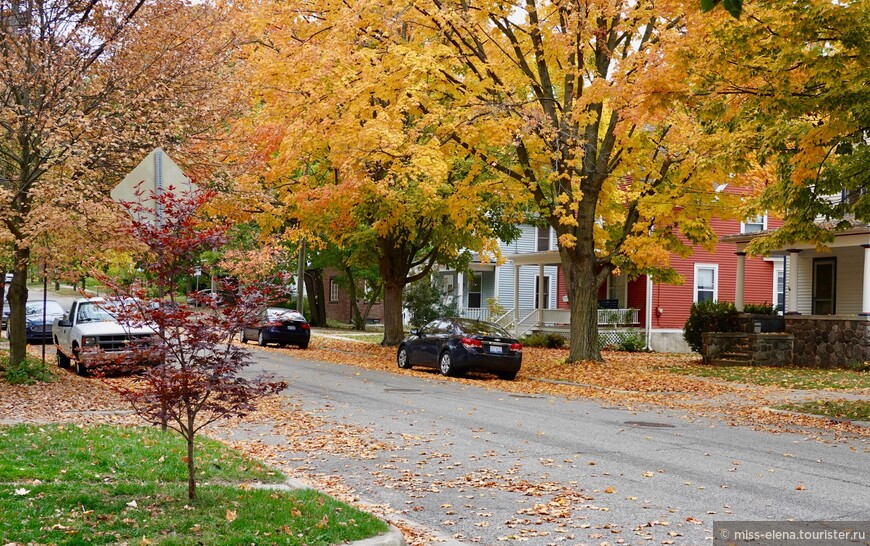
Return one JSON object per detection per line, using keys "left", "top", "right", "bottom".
{"left": 96, "top": 187, "right": 289, "bottom": 499}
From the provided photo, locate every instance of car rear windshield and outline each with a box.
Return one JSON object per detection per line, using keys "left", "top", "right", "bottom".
{"left": 26, "top": 301, "right": 65, "bottom": 315}
{"left": 266, "top": 308, "right": 304, "bottom": 322}
{"left": 455, "top": 319, "right": 510, "bottom": 337}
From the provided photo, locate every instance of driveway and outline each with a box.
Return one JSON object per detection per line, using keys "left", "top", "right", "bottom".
{"left": 216, "top": 347, "right": 870, "bottom": 545}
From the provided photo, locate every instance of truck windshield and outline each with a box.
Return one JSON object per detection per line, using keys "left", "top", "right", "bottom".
{"left": 76, "top": 302, "right": 116, "bottom": 323}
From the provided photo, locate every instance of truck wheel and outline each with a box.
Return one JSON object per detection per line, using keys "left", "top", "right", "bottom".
{"left": 74, "top": 359, "right": 87, "bottom": 377}
{"left": 56, "top": 348, "right": 71, "bottom": 369}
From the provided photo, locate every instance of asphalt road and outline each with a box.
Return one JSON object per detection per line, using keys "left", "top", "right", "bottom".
{"left": 228, "top": 346, "right": 870, "bottom": 545}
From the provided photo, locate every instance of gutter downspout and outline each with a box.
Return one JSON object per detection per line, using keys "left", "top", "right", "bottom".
{"left": 645, "top": 275, "right": 653, "bottom": 351}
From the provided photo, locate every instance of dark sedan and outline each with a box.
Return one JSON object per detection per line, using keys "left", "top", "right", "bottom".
{"left": 397, "top": 318, "right": 522, "bottom": 380}
{"left": 7, "top": 300, "right": 66, "bottom": 344}
{"left": 240, "top": 307, "right": 310, "bottom": 349}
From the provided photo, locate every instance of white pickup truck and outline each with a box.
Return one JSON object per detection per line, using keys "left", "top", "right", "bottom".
{"left": 53, "top": 298, "right": 155, "bottom": 376}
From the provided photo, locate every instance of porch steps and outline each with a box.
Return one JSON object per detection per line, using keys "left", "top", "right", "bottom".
{"left": 709, "top": 341, "right": 752, "bottom": 366}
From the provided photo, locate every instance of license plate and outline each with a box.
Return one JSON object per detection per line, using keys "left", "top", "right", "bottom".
{"left": 490, "top": 345, "right": 503, "bottom": 354}
{"left": 286, "top": 325, "right": 296, "bottom": 331}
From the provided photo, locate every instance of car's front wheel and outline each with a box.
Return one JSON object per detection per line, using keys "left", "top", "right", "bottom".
{"left": 397, "top": 346, "right": 411, "bottom": 369}
{"left": 74, "top": 358, "right": 87, "bottom": 377}
{"left": 258, "top": 330, "right": 267, "bottom": 347}
{"left": 239, "top": 331, "right": 247, "bottom": 344}
{"left": 439, "top": 351, "right": 457, "bottom": 377}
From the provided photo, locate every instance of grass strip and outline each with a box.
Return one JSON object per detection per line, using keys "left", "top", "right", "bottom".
{"left": 776, "top": 400, "right": 870, "bottom": 422}
{"left": 0, "top": 424, "right": 388, "bottom": 545}
{"left": 669, "top": 364, "right": 870, "bottom": 390}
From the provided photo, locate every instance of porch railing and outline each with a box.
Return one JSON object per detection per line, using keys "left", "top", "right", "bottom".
{"left": 456, "top": 306, "right": 640, "bottom": 337}
{"left": 597, "top": 308, "right": 639, "bottom": 327}
{"left": 459, "top": 308, "right": 491, "bottom": 322}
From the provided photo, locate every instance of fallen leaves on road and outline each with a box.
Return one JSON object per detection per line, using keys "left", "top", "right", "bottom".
{"left": 1, "top": 339, "right": 868, "bottom": 546}
{"left": 296, "top": 336, "right": 870, "bottom": 438}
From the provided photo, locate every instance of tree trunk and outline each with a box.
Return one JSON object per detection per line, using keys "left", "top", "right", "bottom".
{"left": 381, "top": 282, "right": 404, "bottom": 345}
{"left": 7, "top": 247, "right": 31, "bottom": 367}
{"left": 187, "top": 433, "right": 196, "bottom": 500}
{"left": 303, "top": 269, "right": 326, "bottom": 326}
{"left": 561, "top": 248, "right": 603, "bottom": 363}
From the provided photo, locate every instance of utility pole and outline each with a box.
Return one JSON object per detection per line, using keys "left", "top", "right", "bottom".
{"left": 296, "top": 239, "right": 306, "bottom": 313}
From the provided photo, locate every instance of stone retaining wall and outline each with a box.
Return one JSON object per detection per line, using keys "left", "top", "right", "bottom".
{"left": 785, "top": 315, "right": 870, "bottom": 368}
{"left": 701, "top": 332, "right": 793, "bottom": 366}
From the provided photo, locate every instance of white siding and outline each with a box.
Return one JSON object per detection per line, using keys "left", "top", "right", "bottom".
{"left": 837, "top": 248, "right": 864, "bottom": 315}
{"left": 795, "top": 247, "right": 864, "bottom": 315}
{"left": 492, "top": 224, "right": 558, "bottom": 310}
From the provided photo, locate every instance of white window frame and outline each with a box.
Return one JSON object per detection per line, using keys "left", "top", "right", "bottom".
{"left": 329, "top": 277, "right": 340, "bottom": 303}
{"left": 741, "top": 214, "right": 767, "bottom": 234}
{"left": 694, "top": 264, "right": 719, "bottom": 303}
{"left": 536, "top": 226, "right": 552, "bottom": 252}
{"left": 534, "top": 274, "right": 552, "bottom": 309}
{"left": 607, "top": 273, "right": 628, "bottom": 308}
{"left": 773, "top": 262, "right": 785, "bottom": 314}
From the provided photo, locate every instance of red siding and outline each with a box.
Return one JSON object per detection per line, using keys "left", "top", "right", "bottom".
{"left": 650, "top": 217, "right": 775, "bottom": 329}
{"left": 627, "top": 278, "right": 647, "bottom": 328}
{"left": 553, "top": 215, "right": 778, "bottom": 329}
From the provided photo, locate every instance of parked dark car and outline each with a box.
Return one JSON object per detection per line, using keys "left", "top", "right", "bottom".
{"left": 240, "top": 307, "right": 310, "bottom": 349}
{"left": 397, "top": 318, "right": 522, "bottom": 380}
{"left": 7, "top": 300, "right": 66, "bottom": 344}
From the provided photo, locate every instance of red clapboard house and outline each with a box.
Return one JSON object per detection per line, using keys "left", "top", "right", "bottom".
{"left": 551, "top": 214, "right": 784, "bottom": 352}
{"left": 436, "top": 215, "right": 784, "bottom": 353}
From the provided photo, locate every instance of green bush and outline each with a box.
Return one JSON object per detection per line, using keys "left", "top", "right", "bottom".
{"left": 1, "top": 352, "right": 55, "bottom": 385}
{"left": 521, "top": 332, "right": 567, "bottom": 349}
{"left": 683, "top": 300, "right": 738, "bottom": 353}
{"left": 743, "top": 302, "right": 777, "bottom": 315}
{"left": 616, "top": 330, "right": 647, "bottom": 352}
{"left": 403, "top": 275, "right": 456, "bottom": 328}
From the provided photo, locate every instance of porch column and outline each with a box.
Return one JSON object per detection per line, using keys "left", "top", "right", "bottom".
{"left": 456, "top": 272, "right": 464, "bottom": 313}
{"left": 861, "top": 245, "right": 870, "bottom": 316}
{"left": 513, "top": 264, "right": 520, "bottom": 336}
{"left": 786, "top": 249, "right": 801, "bottom": 315}
{"left": 538, "top": 263, "right": 545, "bottom": 325}
{"left": 735, "top": 252, "right": 746, "bottom": 312}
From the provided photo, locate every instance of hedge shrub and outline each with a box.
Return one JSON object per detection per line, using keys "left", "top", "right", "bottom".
{"left": 683, "top": 300, "right": 738, "bottom": 353}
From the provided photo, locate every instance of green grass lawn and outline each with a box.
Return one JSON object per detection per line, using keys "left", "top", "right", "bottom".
{"left": 0, "top": 424, "right": 388, "bottom": 545}
{"left": 776, "top": 400, "right": 870, "bottom": 422}
{"left": 670, "top": 364, "right": 870, "bottom": 390}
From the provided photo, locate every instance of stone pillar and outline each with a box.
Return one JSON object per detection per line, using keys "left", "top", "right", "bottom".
{"left": 786, "top": 249, "right": 801, "bottom": 315}
{"left": 735, "top": 252, "right": 746, "bottom": 312}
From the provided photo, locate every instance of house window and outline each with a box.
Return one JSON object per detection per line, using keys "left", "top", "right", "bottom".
{"left": 443, "top": 276, "right": 454, "bottom": 297}
{"left": 329, "top": 277, "right": 339, "bottom": 303}
{"left": 607, "top": 273, "right": 627, "bottom": 308}
{"left": 467, "top": 273, "right": 482, "bottom": 308}
{"left": 741, "top": 214, "right": 767, "bottom": 234}
{"left": 534, "top": 275, "right": 551, "bottom": 309}
{"left": 694, "top": 264, "right": 718, "bottom": 303}
{"left": 537, "top": 226, "right": 551, "bottom": 252}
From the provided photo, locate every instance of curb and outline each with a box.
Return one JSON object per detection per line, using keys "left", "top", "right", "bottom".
{"left": 350, "top": 526, "right": 407, "bottom": 546}
{"left": 762, "top": 406, "right": 870, "bottom": 428}
{"left": 248, "top": 480, "right": 407, "bottom": 546}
